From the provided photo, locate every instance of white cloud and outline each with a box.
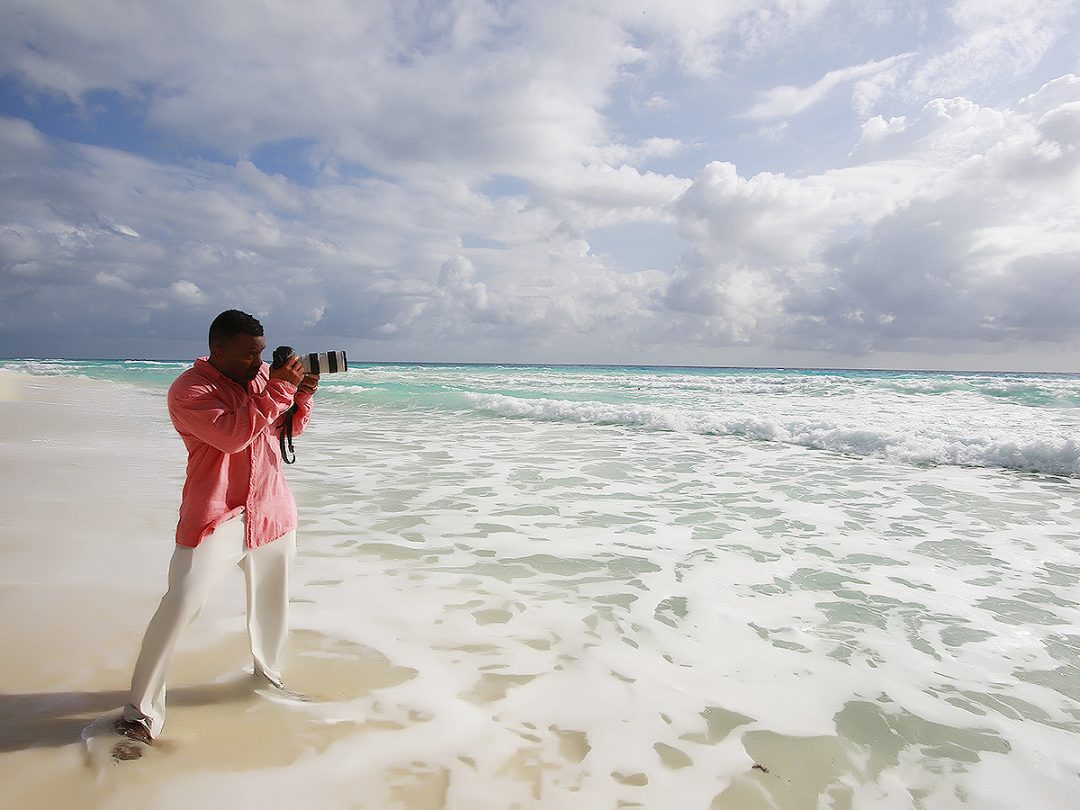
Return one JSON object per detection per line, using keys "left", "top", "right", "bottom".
{"left": 672, "top": 75, "right": 1080, "bottom": 356}
{"left": 595, "top": 137, "right": 683, "bottom": 166}
{"left": 232, "top": 160, "right": 302, "bottom": 213}
{"left": 643, "top": 92, "right": 672, "bottom": 112}
{"left": 750, "top": 122, "right": 790, "bottom": 142}
{"left": 109, "top": 223, "right": 141, "bottom": 238}
{"left": 908, "top": 0, "right": 1076, "bottom": 99}
{"left": 740, "top": 53, "right": 915, "bottom": 121}
{"left": 1, "top": 2, "right": 1079, "bottom": 367}
{"left": 852, "top": 60, "right": 909, "bottom": 119}
{"left": 664, "top": 255, "right": 785, "bottom": 343}
{"left": 0, "top": 115, "right": 672, "bottom": 354}
{"left": 675, "top": 157, "right": 924, "bottom": 266}
{"left": 857, "top": 115, "right": 907, "bottom": 145}
{"left": 600, "top": 0, "right": 841, "bottom": 78}
{"left": 94, "top": 271, "right": 134, "bottom": 290}
{"left": 0, "top": 116, "right": 48, "bottom": 156}
{"left": 532, "top": 163, "right": 691, "bottom": 228}
{"left": 0, "top": 1, "right": 855, "bottom": 180}
{"left": 169, "top": 279, "right": 207, "bottom": 305}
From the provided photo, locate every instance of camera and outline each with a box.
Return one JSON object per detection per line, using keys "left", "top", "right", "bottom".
{"left": 271, "top": 346, "right": 348, "bottom": 375}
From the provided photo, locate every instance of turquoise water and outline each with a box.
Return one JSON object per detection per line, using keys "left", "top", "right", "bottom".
{"left": 6, "top": 359, "right": 1078, "bottom": 477}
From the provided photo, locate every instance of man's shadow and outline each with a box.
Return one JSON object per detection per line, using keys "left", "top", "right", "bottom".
{"left": 0, "top": 678, "right": 261, "bottom": 752}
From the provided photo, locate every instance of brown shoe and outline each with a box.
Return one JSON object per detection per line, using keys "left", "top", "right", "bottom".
{"left": 113, "top": 717, "right": 153, "bottom": 745}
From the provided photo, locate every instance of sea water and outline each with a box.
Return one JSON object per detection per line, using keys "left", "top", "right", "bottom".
{"left": 4, "top": 359, "right": 1080, "bottom": 808}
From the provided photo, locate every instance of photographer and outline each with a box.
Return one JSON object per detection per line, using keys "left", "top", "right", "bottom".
{"left": 113, "top": 309, "right": 318, "bottom": 746}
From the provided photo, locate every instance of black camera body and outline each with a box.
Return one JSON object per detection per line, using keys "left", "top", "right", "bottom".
{"left": 271, "top": 346, "right": 348, "bottom": 374}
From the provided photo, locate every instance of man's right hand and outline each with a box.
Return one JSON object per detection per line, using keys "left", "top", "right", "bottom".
{"left": 269, "top": 355, "right": 305, "bottom": 386}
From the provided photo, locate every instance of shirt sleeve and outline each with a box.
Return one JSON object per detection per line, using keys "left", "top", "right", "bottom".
{"left": 289, "top": 390, "right": 315, "bottom": 438}
{"left": 269, "top": 388, "right": 314, "bottom": 437}
{"left": 170, "top": 380, "right": 298, "bottom": 454}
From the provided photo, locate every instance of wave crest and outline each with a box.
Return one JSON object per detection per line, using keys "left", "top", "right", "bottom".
{"left": 464, "top": 393, "right": 1080, "bottom": 477}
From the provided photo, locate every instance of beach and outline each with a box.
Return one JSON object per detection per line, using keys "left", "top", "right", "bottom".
{"left": 1, "top": 363, "right": 1079, "bottom": 809}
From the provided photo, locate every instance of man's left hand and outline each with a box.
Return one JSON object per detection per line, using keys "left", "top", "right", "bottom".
{"left": 297, "top": 374, "right": 320, "bottom": 395}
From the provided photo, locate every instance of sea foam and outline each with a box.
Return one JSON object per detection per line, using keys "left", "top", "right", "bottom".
{"left": 462, "top": 392, "right": 1080, "bottom": 476}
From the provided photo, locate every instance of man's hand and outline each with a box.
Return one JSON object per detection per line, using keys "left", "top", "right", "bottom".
{"left": 296, "top": 374, "right": 320, "bottom": 396}
{"left": 269, "top": 355, "right": 305, "bottom": 386}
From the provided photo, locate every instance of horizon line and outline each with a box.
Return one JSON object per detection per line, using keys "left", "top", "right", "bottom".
{"left": 2, "top": 355, "right": 1077, "bottom": 377}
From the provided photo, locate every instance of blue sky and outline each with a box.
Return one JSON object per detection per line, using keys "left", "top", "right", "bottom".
{"left": 1, "top": 0, "right": 1079, "bottom": 370}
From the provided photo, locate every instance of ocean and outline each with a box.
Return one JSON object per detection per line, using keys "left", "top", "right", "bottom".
{"left": 3, "top": 359, "right": 1079, "bottom": 808}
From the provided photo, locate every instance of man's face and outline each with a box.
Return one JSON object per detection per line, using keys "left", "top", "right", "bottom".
{"left": 210, "top": 333, "right": 266, "bottom": 385}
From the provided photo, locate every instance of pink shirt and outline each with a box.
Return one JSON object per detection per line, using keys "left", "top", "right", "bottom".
{"left": 167, "top": 357, "right": 314, "bottom": 549}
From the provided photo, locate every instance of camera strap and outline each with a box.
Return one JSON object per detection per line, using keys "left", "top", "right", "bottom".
{"left": 278, "top": 403, "right": 298, "bottom": 464}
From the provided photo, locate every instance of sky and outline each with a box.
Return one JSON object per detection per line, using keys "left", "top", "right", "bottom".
{"left": 1, "top": 0, "right": 1079, "bottom": 371}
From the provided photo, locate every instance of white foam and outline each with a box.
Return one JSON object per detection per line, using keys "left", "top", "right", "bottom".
{"left": 463, "top": 392, "right": 1080, "bottom": 476}
{"left": 253, "top": 398, "right": 1080, "bottom": 807}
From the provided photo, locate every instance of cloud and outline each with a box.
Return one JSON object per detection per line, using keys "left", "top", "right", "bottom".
{"left": 0, "top": 116, "right": 49, "bottom": 156}
{"left": 0, "top": 114, "right": 671, "bottom": 356}
{"left": 664, "top": 254, "right": 784, "bottom": 343}
{"left": 169, "top": 279, "right": 208, "bottom": 305}
{"left": 908, "top": 0, "right": 1076, "bottom": 99}
{"left": 739, "top": 53, "right": 915, "bottom": 121}
{"left": 671, "top": 75, "right": 1080, "bottom": 356}
{"left": 857, "top": 115, "right": 907, "bottom": 145}
{"left": 1, "top": 2, "right": 1079, "bottom": 367}
{"left": 0, "top": 2, "right": 611, "bottom": 181}
{"left": 674, "top": 157, "right": 924, "bottom": 266}
{"left": 643, "top": 92, "right": 672, "bottom": 112}
{"left": 598, "top": 0, "right": 842, "bottom": 79}
{"left": 0, "top": 1, "right": 854, "bottom": 177}
{"left": 94, "top": 271, "right": 134, "bottom": 291}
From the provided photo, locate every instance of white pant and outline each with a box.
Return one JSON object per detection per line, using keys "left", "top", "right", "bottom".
{"left": 123, "top": 514, "right": 296, "bottom": 737}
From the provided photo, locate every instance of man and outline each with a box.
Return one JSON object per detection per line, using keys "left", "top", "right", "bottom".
{"left": 114, "top": 309, "right": 317, "bottom": 745}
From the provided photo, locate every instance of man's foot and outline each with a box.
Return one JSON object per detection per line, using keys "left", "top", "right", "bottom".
{"left": 113, "top": 717, "right": 153, "bottom": 745}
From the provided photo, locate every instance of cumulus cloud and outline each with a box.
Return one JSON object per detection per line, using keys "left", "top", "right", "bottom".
{"left": 674, "top": 157, "right": 924, "bottom": 266}
{"left": 671, "top": 75, "right": 1080, "bottom": 356}
{"left": 664, "top": 254, "right": 785, "bottom": 343}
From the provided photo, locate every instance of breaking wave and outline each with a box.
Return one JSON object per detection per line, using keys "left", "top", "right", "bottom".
{"left": 463, "top": 393, "right": 1080, "bottom": 477}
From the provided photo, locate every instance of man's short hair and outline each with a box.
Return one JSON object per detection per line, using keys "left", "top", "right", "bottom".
{"left": 208, "top": 309, "right": 264, "bottom": 349}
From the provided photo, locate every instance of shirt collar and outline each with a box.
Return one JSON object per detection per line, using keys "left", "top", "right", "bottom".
{"left": 194, "top": 356, "right": 225, "bottom": 382}
{"left": 194, "top": 356, "right": 258, "bottom": 391}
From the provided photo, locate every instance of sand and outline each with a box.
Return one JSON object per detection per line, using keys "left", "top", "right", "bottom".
{"left": 0, "top": 371, "right": 406, "bottom": 809}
